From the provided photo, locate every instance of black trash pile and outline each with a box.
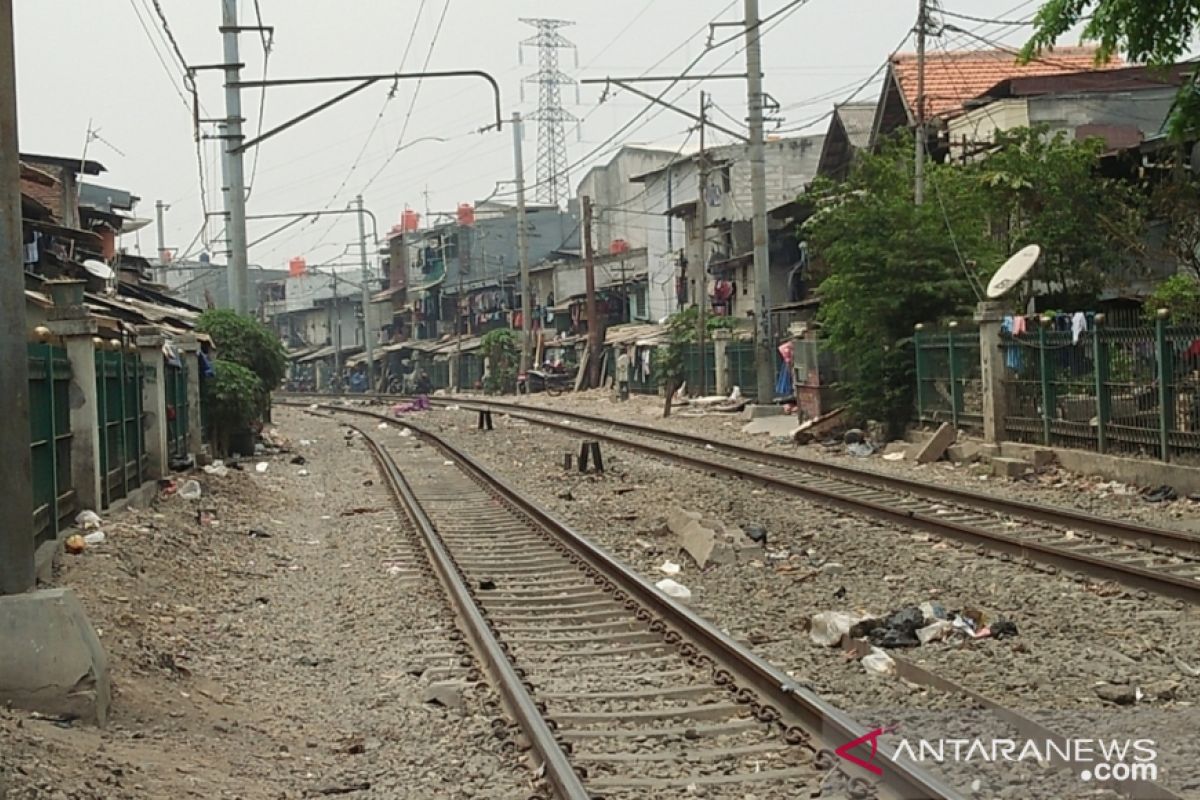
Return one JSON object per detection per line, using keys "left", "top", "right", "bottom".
{"left": 853, "top": 602, "right": 1019, "bottom": 649}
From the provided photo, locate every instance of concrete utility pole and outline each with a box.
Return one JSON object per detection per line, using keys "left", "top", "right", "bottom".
{"left": 455, "top": 219, "right": 468, "bottom": 390}
{"left": 696, "top": 91, "right": 709, "bottom": 397}
{"left": 513, "top": 112, "right": 533, "bottom": 375}
{"left": 155, "top": 200, "right": 169, "bottom": 283}
{"left": 743, "top": 0, "right": 775, "bottom": 403}
{"left": 221, "top": 0, "right": 250, "bottom": 314}
{"left": 914, "top": 0, "right": 928, "bottom": 206}
{"left": 582, "top": 196, "right": 600, "bottom": 388}
{"left": 0, "top": 0, "right": 34, "bottom": 595}
{"left": 355, "top": 195, "right": 374, "bottom": 390}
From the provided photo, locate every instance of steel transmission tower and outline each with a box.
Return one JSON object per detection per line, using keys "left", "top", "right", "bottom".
{"left": 520, "top": 17, "right": 578, "bottom": 207}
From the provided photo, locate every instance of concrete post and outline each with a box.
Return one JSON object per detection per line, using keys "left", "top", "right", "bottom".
{"left": 136, "top": 327, "right": 168, "bottom": 480}
{"left": 46, "top": 318, "right": 102, "bottom": 513}
{"left": 712, "top": 328, "right": 732, "bottom": 397}
{"left": 974, "top": 300, "right": 1008, "bottom": 445}
{"left": 449, "top": 351, "right": 461, "bottom": 393}
{"left": 178, "top": 335, "right": 203, "bottom": 457}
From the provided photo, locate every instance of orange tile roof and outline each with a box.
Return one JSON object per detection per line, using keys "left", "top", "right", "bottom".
{"left": 891, "top": 46, "right": 1122, "bottom": 121}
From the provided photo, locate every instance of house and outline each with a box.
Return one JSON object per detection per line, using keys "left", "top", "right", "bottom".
{"left": 576, "top": 146, "right": 688, "bottom": 321}
{"left": 870, "top": 46, "right": 1122, "bottom": 155}
{"left": 947, "top": 62, "right": 1191, "bottom": 160}
{"left": 396, "top": 201, "right": 579, "bottom": 341}
{"left": 815, "top": 102, "right": 876, "bottom": 180}
{"left": 631, "top": 135, "right": 824, "bottom": 320}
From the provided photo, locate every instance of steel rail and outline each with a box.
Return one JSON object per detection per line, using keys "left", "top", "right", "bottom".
{"left": 354, "top": 425, "right": 590, "bottom": 800}
{"left": 285, "top": 401, "right": 965, "bottom": 800}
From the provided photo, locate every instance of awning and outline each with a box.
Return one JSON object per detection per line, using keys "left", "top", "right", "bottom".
{"left": 26, "top": 218, "right": 103, "bottom": 249}
{"left": 371, "top": 285, "right": 406, "bottom": 303}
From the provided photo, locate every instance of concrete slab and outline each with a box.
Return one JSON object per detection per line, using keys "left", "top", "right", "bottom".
{"left": 947, "top": 442, "right": 982, "bottom": 464}
{"left": 1027, "top": 449, "right": 1056, "bottom": 469}
{"left": 0, "top": 588, "right": 110, "bottom": 725}
{"left": 992, "top": 457, "right": 1031, "bottom": 479}
{"left": 743, "top": 404, "right": 785, "bottom": 421}
{"left": 979, "top": 444, "right": 1002, "bottom": 459}
{"left": 742, "top": 415, "right": 799, "bottom": 437}
{"left": 911, "top": 423, "right": 956, "bottom": 464}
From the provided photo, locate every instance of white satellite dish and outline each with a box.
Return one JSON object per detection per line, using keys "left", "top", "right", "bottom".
{"left": 83, "top": 259, "right": 115, "bottom": 280}
{"left": 985, "top": 245, "right": 1041, "bottom": 299}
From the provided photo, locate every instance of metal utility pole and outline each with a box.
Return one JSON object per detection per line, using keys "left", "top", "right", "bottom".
{"left": 455, "top": 220, "right": 468, "bottom": 390}
{"left": 582, "top": 196, "right": 600, "bottom": 389}
{"left": 155, "top": 200, "right": 169, "bottom": 283}
{"left": 221, "top": 0, "right": 250, "bottom": 314}
{"left": 355, "top": 195, "right": 374, "bottom": 390}
{"left": 914, "top": 0, "right": 928, "bottom": 206}
{"left": 743, "top": 0, "right": 775, "bottom": 403}
{"left": 331, "top": 270, "right": 342, "bottom": 383}
{"left": 696, "top": 91, "right": 709, "bottom": 397}
{"left": 0, "top": 0, "right": 34, "bottom": 595}
{"left": 513, "top": 112, "right": 533, "bottom": 375}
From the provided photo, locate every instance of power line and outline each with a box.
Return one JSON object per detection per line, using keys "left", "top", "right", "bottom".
{"left": 245, "top": 0, "right": 274, "bottom": 201}
{"left": 127, "top": 0, "right": 190, "bottom": 111}
{"left": 939, "top": 8, "right": 1035, "bottom": 26}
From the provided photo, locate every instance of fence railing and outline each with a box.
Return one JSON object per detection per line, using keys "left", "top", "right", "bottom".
{"left": 166, "top": 360, "right": 189, "bottom": 462}
{"left": 95, "top": 345, "right": 147, "bottom": 509}
{"left": 28, "top": 342, "right": 74, "bottom": 549}
{"left": 915, "top": 326, "right": 984, "bottom": 431}
{"left": 1003, "top": 317, "right": 1200, "bottom": 461}
{"left": 726, "top": 341, "right": 758, "bottom": 399}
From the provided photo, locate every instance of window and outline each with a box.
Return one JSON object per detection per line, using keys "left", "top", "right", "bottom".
{"left": 720, "top": 166, "right": 732, "bottom": 193}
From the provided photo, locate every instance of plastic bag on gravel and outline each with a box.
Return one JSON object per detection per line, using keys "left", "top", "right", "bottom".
{"left": 655, "top": 578, "right": 691, "bottom": 600}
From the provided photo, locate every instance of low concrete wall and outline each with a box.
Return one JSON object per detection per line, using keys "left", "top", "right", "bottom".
{"left": 1001, "top": 442, "right": 1200, "bottom": 495}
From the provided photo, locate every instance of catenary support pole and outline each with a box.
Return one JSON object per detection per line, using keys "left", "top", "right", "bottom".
{"left": 583, "top": 196, "right": 600, "bottom": 389}
{"left": 915, "top": 0, "right": 927, "bottom": 206}
{"left": 743, "top": 0, "right": 775, "bottom": 403}
{"left": 221, "top": 0, "right": 250, "bottom": 313}
{"left": 513, "top": 112, "right": 533, "bottom": 375}
{"left": 696, "top": 91, "right": 709, "bottom": 397}
{"left": 356, "top": 195, "right": 373, "bottom": 390}
{"left": 155, "top": 200, "right": 169, "bottom": 283}
{"left": 0, "top": 0, "right": 34, "bottom": 595}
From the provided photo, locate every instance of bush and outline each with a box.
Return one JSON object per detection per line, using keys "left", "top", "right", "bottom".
{"left": 1146, "top": 274, "right": 1200, "bottom": 322}
{"left": 481, "top": 329, "right": 518, "bottom": 394}
{"left": 203, "top": 359, "right": 261, "bottom": 456}
{"left": 196, "top": 309, "right": 287, "bottom": 417}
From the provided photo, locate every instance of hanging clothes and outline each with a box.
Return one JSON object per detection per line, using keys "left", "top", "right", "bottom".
{"left": 1071, "top": 312, "right": 1088, "bottom": 345}
{"left": 1002, "top": 316, "right": 1023, "bottom": 371}
{"left": 1012, "top": 316, "right": 1027, "bottom": 336}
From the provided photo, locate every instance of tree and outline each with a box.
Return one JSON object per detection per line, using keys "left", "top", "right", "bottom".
{"left": 480, "top": 329, "right": 518, "bottom": 394}
{"left": 805, "top": 139, "right": 990, "bottom": 432}
{"left": 1023, "top": 0, "right": 1200, "bottom": 138}
{"left": 203, "top": 359, "right": 261, "bottom": 456}
{"left": 975, "top": 127, "right": 1145, "bottom": 307}
{"left": 1146, "top": 273, "right": 1200, "bottom": 321}
{"left": 654, "top": 307, "right": 737, "bottom": 418}
{"left": 1150, "top": 175, "right": 1200, "bottom": 280}
{"left": 195, "top": 310, "right": 287, "bottom": 417}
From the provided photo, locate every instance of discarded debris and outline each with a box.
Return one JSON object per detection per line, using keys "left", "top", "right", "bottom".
{"left": 809, "top": 611, "right": 863, "bottom": 647}
{"left": 1095, "top": 683, "right": 1138, "bottom": 706}
{"left": 178, "top": 480, "right": 203, "bottom": 501}
{"left": 64, "top": 534, "right": 87, "bottom": 555}
{"left": 1142, "top": 485, "right": 1178, "bottom": 504}
{"left": 478, "top": 579, "right": 496, "bottom": 591}
{"left": 912, "top": 423, "right": 956, "bottom": 464}
{"left": 290, "top": 455, "right": 307, "bottom": 466}
{"left": 742, "top": 523, "right": 768, "bottom": 545}
{"left": 248, "top": 529, "right": 272, "bottom": 539}
{"left": 658, "top": 560, "right": 681, "bottom": 576}
{"left": 75, "top": 510, "right": 102, "bottom": 530}
{"left": 655, "top": 578, "right": 692, "bottom": 601}
{"left": 861, "top": 647, "right": 897, "bottom": 677}
{"left": 203, "top": 461, "right": 230, "bottom": 477}
{"left": 422, "top": 682, "right": 465, "bottom": 710}
{"left": 82, "top": 531, "right": 106, "bottom": 546}
{"left": 297, "top": 469, "right": 310, "bottom": 477}
{"left": 847, "top": 442, "right": 876, "bottom": 457}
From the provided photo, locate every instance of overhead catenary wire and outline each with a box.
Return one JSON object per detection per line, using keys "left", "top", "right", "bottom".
{"left": 245, "top": 0, "right": 274, "bottom": 201}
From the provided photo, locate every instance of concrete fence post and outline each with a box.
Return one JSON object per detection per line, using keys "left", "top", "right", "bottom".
{"left": 136, "top": 327, "right": 168, "bottom": 479}
{"left": 712, "top": 328, "right": 732, "bottom": 397}
{"left": 46, "top": 317, "right": 102, "bottom": 513}
{"left": 178, "top": 335, "right": 203, "bottom": 458}
{"left": 973, "top": 300, "right": 1008, "bottom": 445}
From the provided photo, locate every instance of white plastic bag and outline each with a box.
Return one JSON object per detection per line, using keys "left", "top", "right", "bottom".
{"left": 83, "top": 531, "right": 106, "bottom": 546}
{"left": 809, "top": 611, "right": 861, "bottom": 647}
{"left": 862, "top": 647, "right": 897, "bottom": 677}
{"left": 74, "top": 510, "right": 102, "bottom": 530}
{"left": 178, "top": 480, "right": 202, "bottom": 501}
{"left": 658, "top": 560, "right": 681, "bottom": 576}
{"left": 655, "top": 578, "right": 692, "bottom": 600}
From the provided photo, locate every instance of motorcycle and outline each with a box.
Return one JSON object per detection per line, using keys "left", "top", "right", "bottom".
{"left": 517, "top": 369, "right": 571, "bottom": 397}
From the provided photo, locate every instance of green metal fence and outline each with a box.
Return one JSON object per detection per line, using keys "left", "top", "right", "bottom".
{"left": 95, "top": 344, "right": 147, "bottom": 509}
{"left": 455, "top": 352, "right": 485, "bottom": 390}
{"left": 1003, "top": 317, "right": 1200, "bottom": 461}
{"left": 914, "top": 326, "right": 984, "bottom": 431}
{"left": 726, "top": 341, "right": 758, "bottom": 399}
{"left": 28, "top": 342, "right": 74, "bottom": 549}
{"left": 682, "top": 343, "right": 717, "bottom": 397}
{"left": 165, "top": 361, "right": 189, "bottom": 462}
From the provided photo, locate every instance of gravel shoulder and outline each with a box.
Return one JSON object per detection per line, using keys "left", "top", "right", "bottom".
{"left": 466, "top": 389, "right": 1200, "bottom": 534}
{"left": 1, "top": 407, "right": 530, "bottom": 800}
{"left": 404, "top": 404, "right": 1200, "bottom": 799}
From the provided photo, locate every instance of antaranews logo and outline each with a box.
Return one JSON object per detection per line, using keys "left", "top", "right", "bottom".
{"left": 836, "top": 726, "right": 1159, "bottom": 784}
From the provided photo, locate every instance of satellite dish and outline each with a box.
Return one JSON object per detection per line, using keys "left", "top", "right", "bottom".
{"left": 986, "top": 245, "right": 1041, "bottom": 299}
{"left": 83, "top": 259, "right": 115, "bottom": 280}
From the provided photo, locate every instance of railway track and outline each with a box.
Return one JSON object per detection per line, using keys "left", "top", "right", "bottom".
{"left": 408, "top": 394, "right": 1200, "bottom": 606}
{"left": 311, "top": 405, "right": 963, "bottom": 800}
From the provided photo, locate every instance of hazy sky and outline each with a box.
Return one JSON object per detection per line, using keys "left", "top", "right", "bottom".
{"left": 14, "top": 1, "right": 1081, "bottom": 272}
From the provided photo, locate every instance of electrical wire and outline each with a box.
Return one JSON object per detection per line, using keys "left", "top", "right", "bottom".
{"left": 128, "top": 0, "right": 190, "bottom": 111}
{"left": 939, "top": 8, "right": 1035, "bottom": 26}
{"left": 245, "top": 0, "right": 274, "bottom": 201}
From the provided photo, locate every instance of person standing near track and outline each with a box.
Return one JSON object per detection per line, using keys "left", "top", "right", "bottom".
{"left": 615, "top": 347, "right": 631, "bottom": 402}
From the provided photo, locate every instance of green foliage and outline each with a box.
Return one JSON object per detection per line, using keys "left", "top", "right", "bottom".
{"left": 805, "top": 129, "right": 1142, "bottom": 430}
{"left": 1150, "top": 175, "right": 1200, "bottom": 280}
{"left": 196, "top": 309, "right": 287, "bottom": 390}
{"left": 805, "top": 137, "right": 987, "bottom": 430}
{"left": 481, "top": 328, "right": 518, "bottom": 394}
{"left": 976, "top": 128, "right": 1145, "bottom": 306}
{"left": 1147, "top": 274, "right": 1200, "bottom": 321}
{"left": 1023, "top": 0, "right": 1200, "bottom": 138}
{"left": 203, "top": 359, "right": 261, "bottom": 456}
